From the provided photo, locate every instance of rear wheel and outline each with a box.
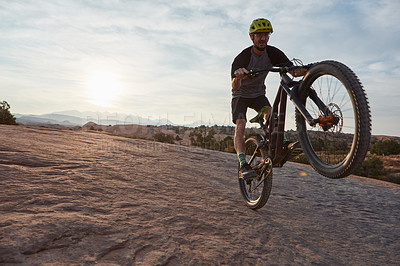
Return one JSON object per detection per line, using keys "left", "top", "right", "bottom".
{"left": 238, "top": 137, "right": 272, "bottom": 209}
{"left": 296, "top": 61, "right": 371, "bottom": 178}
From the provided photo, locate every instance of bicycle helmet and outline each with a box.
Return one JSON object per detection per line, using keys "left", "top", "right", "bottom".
{"left": 249, "top": 18, "right": 273, "bottom": 34}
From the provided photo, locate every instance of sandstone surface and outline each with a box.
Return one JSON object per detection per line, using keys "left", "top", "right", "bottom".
{"left": 0, "top": 125, "right": 399, "bottom": 265}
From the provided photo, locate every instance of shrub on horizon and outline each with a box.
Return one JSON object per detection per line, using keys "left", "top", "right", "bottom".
{"left": 370, "top": 140, "right": 400, "bottom": 155}
{"left": 356, "top": 156, "right": 386, "bottom": 178}
{"left": 154, "top": 132, "right": 175, "bottom": 144}
{"left": 0, "top": 101, "right": 17, "bottom": 125}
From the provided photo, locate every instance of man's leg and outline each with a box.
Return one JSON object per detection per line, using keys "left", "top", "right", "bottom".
{"left": 234, "top": 118, "right": 246, "bottom": 156}
{"left": 232, "top": 97, "right": 257, "bottom": 179}
{"left": 234, "top": 118, "right": 257, "bottom": 178}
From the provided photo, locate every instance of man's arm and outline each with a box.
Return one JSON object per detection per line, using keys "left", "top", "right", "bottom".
{"left": 231, "top": 47, "right": 252, "bottom": 90}
{"left": 231, "top": 68, "right": 249, "bottom": 90}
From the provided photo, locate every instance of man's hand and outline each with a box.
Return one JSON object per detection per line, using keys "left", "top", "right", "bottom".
{"left": 233, "top": 68, "right": 249, "bottom": 79}
{"left": 232, "top": 68, "right": 249, "bottom": 90}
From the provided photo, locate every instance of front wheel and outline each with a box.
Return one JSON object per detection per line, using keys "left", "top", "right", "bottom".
{"left": 296, "top": 60, "right": 371, "bottom": 178}
{"left": 238, "top": 137, "right": 272, "bottom": 209}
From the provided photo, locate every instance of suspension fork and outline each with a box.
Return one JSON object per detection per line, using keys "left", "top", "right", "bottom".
{"left": 280, "top": 74, "right": 333, "bottom": 126}
{"left": 268, "top": 74, "right": 328, "bottom": 165}
{"left": 308, "top": 88, "right": 332, "bottom": 117}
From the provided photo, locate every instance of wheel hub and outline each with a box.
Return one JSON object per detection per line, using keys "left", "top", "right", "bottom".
{"left": 319, "top": 103, "right": 343, "bottom": 132}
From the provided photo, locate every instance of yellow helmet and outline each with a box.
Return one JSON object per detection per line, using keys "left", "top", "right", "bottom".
{"left": 249, "top": 18, "right": 273, "bottom": 34}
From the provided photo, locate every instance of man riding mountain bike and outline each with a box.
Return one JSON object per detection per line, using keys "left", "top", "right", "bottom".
{"left": 231, "top": 18, "right": 306, "bottom": 179}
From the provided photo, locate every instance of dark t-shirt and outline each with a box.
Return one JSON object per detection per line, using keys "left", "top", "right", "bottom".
{"left": 231, "top": 45, "right": 293, "bottom": 98}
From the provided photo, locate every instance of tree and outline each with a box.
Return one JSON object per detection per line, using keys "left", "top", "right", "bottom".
{"left": 0, "top": 101, "right": 17, "bottom": 125}
{"left": 222, "top": 136, "right": 235, "bottom": 153}
{"left": 189, "top": 126, "right": 216, "bottom": 149}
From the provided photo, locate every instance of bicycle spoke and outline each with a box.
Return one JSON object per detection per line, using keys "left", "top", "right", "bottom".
{"left": 243, "top": 142, "right": 263, "bottom": 201}
{"left": 303, "top": 73, "right": 358, "bottom": 166}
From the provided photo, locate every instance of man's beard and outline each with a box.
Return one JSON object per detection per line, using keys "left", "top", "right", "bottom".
{"left": 254, "top": 45, "right": 266, "bottom": 51}
{"left": 253, "top": 40, "right": 266, "bottom": 51}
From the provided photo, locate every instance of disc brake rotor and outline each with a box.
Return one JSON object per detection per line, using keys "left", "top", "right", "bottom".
{"left": 318, "top": 103, "right": 343, "bottom": 132}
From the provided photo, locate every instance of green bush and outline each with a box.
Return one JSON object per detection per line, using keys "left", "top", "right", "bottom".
{"left": 356, "top": 156, "right": 386, "bottom": 178}
{"left": 221, "top": 136, "right": 235, "bottom": 153}
{"left": 188, "top": 127, "right": 237, "bottom": 153}
{"left": 328, "top": 140, "right": 349, "bottom": 152}
{"left": 154, "top": 132, "right": 175, "bottom": 144}
{"left": 311, "top": 139, "right": 325, "bottom": 151}
{"left": 0, "top": 101, "right": 17, "bottom": 125}
{"left": 189, "top": 126, "right": 216, "bottom": 149}
{"left": 370, "top": 140, "right": 400, "bottom": 155}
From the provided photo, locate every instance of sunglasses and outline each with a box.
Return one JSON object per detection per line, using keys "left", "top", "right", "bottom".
{"left": 254, "top": 32, "right": 272, "bottom": 37}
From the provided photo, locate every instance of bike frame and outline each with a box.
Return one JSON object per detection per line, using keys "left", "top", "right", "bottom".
{"left": 246, "top": 65, "right": 334, "bottom": 168}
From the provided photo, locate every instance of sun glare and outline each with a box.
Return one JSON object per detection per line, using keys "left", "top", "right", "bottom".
{"left": 86, "top": 70, "right": 123, "bottom": 107}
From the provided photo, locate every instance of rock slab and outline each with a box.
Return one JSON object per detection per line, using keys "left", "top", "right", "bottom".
{"left": 0, "top": 125, "right": 399, "bottom": 265}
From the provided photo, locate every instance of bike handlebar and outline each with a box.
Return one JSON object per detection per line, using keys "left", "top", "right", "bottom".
{"left": 232, "top": 63, "right": 314, "bottom": 78}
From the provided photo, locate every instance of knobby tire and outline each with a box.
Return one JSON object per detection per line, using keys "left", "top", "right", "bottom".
{"left": 296, "top": 60, "right": 371, "bottom": 178}
{"left": 238, "top": 137, "right": 272, "bottom": 209}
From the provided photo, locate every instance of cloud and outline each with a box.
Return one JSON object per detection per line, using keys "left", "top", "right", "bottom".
{"left": 0, "top": 0, "right": 399, "bottom": 135}
{"left": 355, "top": 0, "right": 400, "bottom": 32}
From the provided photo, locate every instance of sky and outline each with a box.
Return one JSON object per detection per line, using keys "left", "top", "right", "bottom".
{"left": 1, "top": 0, "right": 399, "bottom": 136}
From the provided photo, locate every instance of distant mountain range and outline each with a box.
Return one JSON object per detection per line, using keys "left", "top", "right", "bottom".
{"left": 13, "top": 110, "right": 174, "bottom": 127}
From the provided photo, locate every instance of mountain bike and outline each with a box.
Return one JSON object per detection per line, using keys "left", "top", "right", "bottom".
{"left": 235, "top": 61, "right": 371, "bottom": 209}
